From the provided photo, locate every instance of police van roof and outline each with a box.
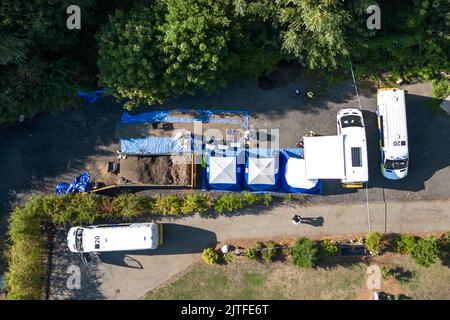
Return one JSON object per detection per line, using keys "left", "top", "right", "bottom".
{"left": 80, "top": 223, "right": 158, "bottom": 252}
{"left": 378, "top": 89, "right": 408, "bottom": 159}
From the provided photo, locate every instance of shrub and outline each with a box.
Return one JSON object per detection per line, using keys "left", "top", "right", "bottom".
{"left": 393, "top": 235, "right": 417, "bottom": 254}
{"left": 365, "top": 232, "right": 383, "bottom": 255}
{"left": 181, "top": 194, "right": 210, "bottom": 214}
{"left": 214, "top": 194, "right": 244, "bottom": 214}
{"left": 202, "top": 248, "right": 220, "bottom": 265}
{"left": 319, "top": 239, "right": 338, "bottom": 257}
{"left": 261, "top": 241, "right": 277, "bottom": 263}
{"left": 223, "top": 252, "right": 235, "bottom": 264}
{"left": 380, "top": 266, "right": 392, "bottom": 280}
{"left": 260, "top": 194, "right": 273, "bottom": 206}
{"left": 411, "top": 236, "right": 440, "bottom": 267}
{"left": 282, "top": 194, "right": 293, "bottom": 205}
{"left": 292, "top": 238, "right": 318, "bottom": 268}
{"left": 245, "top": 242, "right": 263, "bottom": 261}
{"left": 432, "top": 78, "right": 450, "bottom": 99}
{"left": 154, "top": 195, "right": 183, "bottom": 215}
{"left": 109, "top": 193, "right": 147, "bottom": 220}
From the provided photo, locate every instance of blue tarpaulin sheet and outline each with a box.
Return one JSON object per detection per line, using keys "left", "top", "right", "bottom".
{"left": 120, "top": 136, "right": 189, "bottom": 155}
{"left": 120, "top": 109, "right": 249, "bottom": 155}
{"left": 121, "top": 109, "right": 249, "bottom": 126}
{"left": 55, "top": 172, "right": 91, "bottom": 195}
{"left": 77, "top": 88, "right": 106, "bottom": 103}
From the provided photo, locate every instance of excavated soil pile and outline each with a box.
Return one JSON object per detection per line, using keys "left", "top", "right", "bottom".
{"left": 119, "top": 155, "right": 191, "bottom": 185}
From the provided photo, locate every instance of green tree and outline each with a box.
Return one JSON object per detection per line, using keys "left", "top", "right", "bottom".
{"left": 277, "top": 0, "right": 351, "bottom": 69}
{"left": 98, "top": 1, "right": 235, "bottom": 109}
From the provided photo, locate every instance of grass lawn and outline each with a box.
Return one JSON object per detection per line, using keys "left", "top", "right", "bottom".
{"left": 144, "top": 254, "right": 450, "bottom": 300}
{"left": 144, "top": 257, "right": 366, "bottom": 300}
{"left": 381, "top": 254, "right": 450, "bottom": 300}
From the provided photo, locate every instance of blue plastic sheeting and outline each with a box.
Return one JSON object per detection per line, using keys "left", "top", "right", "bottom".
{"left": 121, "top": 109, "right": 249, "bottom": 128}
{"left": 120, "top": 109, "right": 249, "bottom": 155}
{"left": 77, "top": 88, "right": 106, "bottom": 103}
{"left": 55, "top": 172, "right": 91, "bottom": 195}
{"left": 244, "top": 149, "right": 280, "bottom": 192}
{"left": 280, "top": 149, "right": 322, "bottom": 194}
{"left": 206, "top": 150, "right": 244, "bottom": 191}
{"left": 121, "top": 136, "right": 189, "bottom": 155}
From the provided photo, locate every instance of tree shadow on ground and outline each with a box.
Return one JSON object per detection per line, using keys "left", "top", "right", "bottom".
{"left": 317, "top": 255, "right": 364, "bottom": 270}
{"left": 389, "top": 266, "right": 416, "bottom": 283}
{"left": 0, "top": 97, "right": 122, "bottom": 215}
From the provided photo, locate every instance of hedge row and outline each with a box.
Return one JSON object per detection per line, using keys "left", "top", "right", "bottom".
{"left": 202, "top": 232, "right": 450, "bottom": 270}
{"left": 4, "top": 192, "right": 273, "bottom": 300}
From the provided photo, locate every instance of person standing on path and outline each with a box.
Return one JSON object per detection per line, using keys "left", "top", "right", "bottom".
{"left": 291, "top": 214, "right": 302, "bottom": 225}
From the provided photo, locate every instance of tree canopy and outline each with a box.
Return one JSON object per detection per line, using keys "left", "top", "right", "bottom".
{"left": 0, "top": 0, "right": 449, "bottom": 119}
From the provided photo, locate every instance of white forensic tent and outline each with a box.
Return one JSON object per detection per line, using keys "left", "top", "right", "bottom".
{"left": 209, "top": 156, "right": 237, "bottom": 184}
{"left": 303, "top": 135, "right": 345, "bottom": 179}
{"left": 284, "top": 157, "right": 318, "bottom": 190}
{"left": 247, "top": 157, "right": 276, "bottom": 185}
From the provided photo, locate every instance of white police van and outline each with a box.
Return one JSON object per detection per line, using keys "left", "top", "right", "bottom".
{"left": 67, "top": 222, "right": 163, "bottom": 253}
{"left": 377, "top": 89, "right": 409, "bottom": 179}
{"left": 336, "top": 108, "right": 369, "bottom": 188}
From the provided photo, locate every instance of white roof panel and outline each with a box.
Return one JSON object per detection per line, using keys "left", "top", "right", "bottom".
{"left": 210, "top": 156, "right": 237, "bottom": 184}
{"left": 304, "top": 135, "right": 345, "bottom": 179}
{"left": 248, "top": 157, "right": 275, "bottom": 185}
{"left": 80, "top": 224, "right": 158, "bottom": 252}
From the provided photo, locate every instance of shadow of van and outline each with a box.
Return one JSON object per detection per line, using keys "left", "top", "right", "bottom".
{"left": 362, "top": 93, "right": 450, "bottom": 192}
{"left": 98, "top": 223, "right": 217, "bottom": 268}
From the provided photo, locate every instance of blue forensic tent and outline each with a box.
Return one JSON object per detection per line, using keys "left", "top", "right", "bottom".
{"left": 55, "top": 172, "right": 91, "bottom": 195}
{"left": 206, "top": 150, "right": 243, "bottom": 191}
{"left": 245, "top": 149, "right": 280, "bottom": 191}
{"left": 280, "top": 149, "right": 322, "bottom": 194}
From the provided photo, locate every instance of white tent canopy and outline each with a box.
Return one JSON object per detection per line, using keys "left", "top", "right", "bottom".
{"left": 247, "top": 157, "right": 276, "bottom": 185}
{"left": 303, "top": 135, "right": 345, "bottom": 179}
{"left": 285, "top": 157, "right": 318, "bottom": 189}
{"left": 209, "top": 156, "right": 237, "bottom": 184}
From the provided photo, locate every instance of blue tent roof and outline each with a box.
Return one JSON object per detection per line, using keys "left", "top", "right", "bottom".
{"left": 244, "top": 149, "right": 280, "bottom": 191}
{"left": 280, "top": 149, "right": 322, "bottom": 194}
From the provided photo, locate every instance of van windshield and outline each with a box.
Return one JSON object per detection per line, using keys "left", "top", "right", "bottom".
{"left": 75, "top": 228, "right": 84, "bottom": 252}
{"left": 385, "top": 159, "right": 408, "bottom": 170}
{"left": 341, "top": 115, "right": 363, "bottom": 128}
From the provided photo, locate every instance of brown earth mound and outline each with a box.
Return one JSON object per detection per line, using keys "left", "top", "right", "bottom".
{"left": 119, "top": 155, "right": 191, "bottom": 185}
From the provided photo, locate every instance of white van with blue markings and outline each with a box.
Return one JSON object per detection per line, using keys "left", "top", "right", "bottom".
{"left": 377, "top": 88, "right": 409, "bottom": 179}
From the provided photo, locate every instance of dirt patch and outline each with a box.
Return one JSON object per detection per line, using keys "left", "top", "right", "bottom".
{"left": 119, "top": 155, "right": 191, "bottom": 185}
